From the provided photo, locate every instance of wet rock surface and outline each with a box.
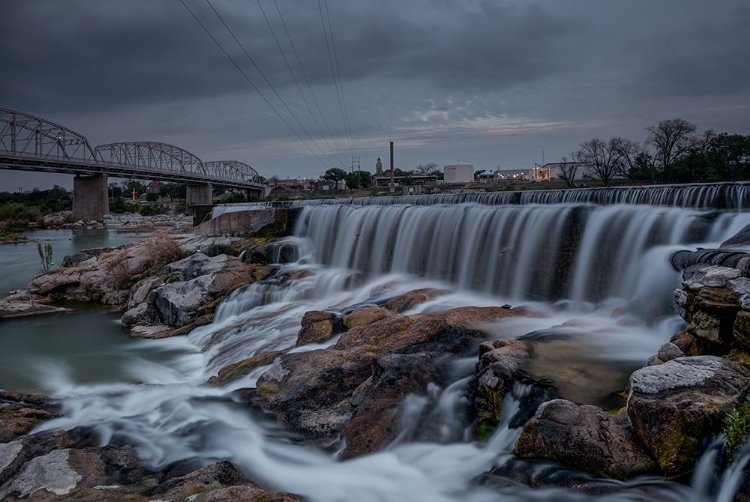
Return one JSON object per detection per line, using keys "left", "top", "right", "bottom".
{"left": 627, "top": 356, "right": 750, "bottom": 476}
{"left": 514, "top": 399, "right": 657, "bottom": 479}
{"left": 250, "top": 304, "right": 532, "bottom": 457}
{"left": 0, "top": 392, "right": 300, "bottom": 501}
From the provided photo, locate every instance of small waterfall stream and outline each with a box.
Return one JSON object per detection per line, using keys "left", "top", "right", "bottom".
{"left": 26, "top": 197, "right": 750, "bottom": 501}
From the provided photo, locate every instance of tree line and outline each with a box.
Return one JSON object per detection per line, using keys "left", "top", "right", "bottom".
{"left": 320, "top": 162, "right": 444, "bottom": 191}
{"left": 558, "top": 119, "right": 750, "bottom": 187}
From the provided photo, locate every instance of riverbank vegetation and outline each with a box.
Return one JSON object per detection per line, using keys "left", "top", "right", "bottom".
{"left": 563, "top": 119, "right": 750, "bottom": 187}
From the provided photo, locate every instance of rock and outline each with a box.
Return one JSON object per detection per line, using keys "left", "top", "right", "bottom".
{"left": 729, "top": 277, "right": 750, "bottom": 296}
{"left": 150, "top": 254, "right": 250, "bottom": 328}
{"left": 121, "top": 302, "right": 154, "bottom": 328}
{"left": 246, "top": 241, "right": 298, "bottom": 265}
{"left": 128, "top": 324, "right": 172, "bottom": 338}
{"left": 191, "top": 485, "right": 302, "bottom": 501}
{"left": 515, "top": 400, "right": 657, "bottom": 479}
{"left": 382, "top": 288, "right": 448, "bottom": 313}
{"left": 0, "top": 300, "right": 69, "bottom": 319}
{"left": 208, "top": 350, "right": 285, "bottom": 386}
{"left": 0, "top": 429, "right": 97, "bottom": 486}
{"left": 470, "top": 339, "right": 535, "bottom": 435}
{"left": 335, "top": 306, "right": 528, "bottom": 354}
{"left": 721, "top": 223, "right": 750, "bottom": 248}
{"left": 343, "top": 306, "right": 392, "bottom": 329}
{"left": 296, "top": 311, "right": 345, "bottom": 346}
{"left": 253, "top": 349, "right": 375, "bottom": 440}
{"left": 339, "top": 352, "right": 446, "bottom": 459}
{"left": 60, "top": 248, "right": 111, "bottom": 268}
{"left": 646, "top": 342, "right": 685, "bottom": 366}
{"left": 0, "top": 449, "right": 84, "bottom": 499}
{"left": 146, "top": 461, "right": 246, "bottom": 499}
{"left": 253, "top": 305, "right": 532, "bottom": 456}
{"left": 0, "top": 393, "right": 56, "bottom": 443}
{"left": 683, "top": 265, "right": 742, "bottom": 290}
{"left": 735, "top": 311, "right": 750, "bottom": 347}
{"left": 126, "top": 275, "right": 163, "bottom": 309}
{"left": 627, "top": 356, "right": 750, "bottom": 476}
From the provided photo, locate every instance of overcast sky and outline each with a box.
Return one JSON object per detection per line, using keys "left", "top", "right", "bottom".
{"left": 2, "top": 0, "right": 749, "bottom": 189}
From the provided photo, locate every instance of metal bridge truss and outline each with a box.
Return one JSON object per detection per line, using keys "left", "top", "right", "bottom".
{"left": 95, "top": 141, "right": 206, "bottom": 179}
{"left": 204, "top": 160, "right": 261, "bottom": 184}
{"left": 0, "top": 108, "right": 99, "bottom": 165}
{"left": 0, "top": 108, "right": 263, "bottom": 189}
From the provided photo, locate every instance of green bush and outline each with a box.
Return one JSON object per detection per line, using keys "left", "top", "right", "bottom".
{"left": 109, "top": 197, "right": 139, "bottom": 214}
{"left": 138, "top": 204, "right": 167, "bottom": 216}
{"left": 724, "top": 397, "right": 750, "bottom": 461}
{"left": 145, "top": 192, "right": 159, "bottom": 202}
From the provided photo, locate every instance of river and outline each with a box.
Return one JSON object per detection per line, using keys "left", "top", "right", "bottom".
{"left": 0, "top": 228, "right": 195, "bottom": 394}
{"left": 2, "top": 201, "right": 750, "bottom": 500}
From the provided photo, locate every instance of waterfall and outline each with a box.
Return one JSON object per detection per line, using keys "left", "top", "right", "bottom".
{"left": 212, "top": 182, "right": 750, "bottom": 216}
{"left": 294, "top": 203, "right": 750, "bottom": 312}
{"left": 23, "top": 197, "right": 750, "bottom": 502}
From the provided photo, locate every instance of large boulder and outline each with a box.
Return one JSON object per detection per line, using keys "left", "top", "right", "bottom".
{"left": 515, "top": 399, "right": 657, "bottom": 479}
{"left": 126, "top": 252, "right": 250, "bottom": 329}
{"left": 253, "top": 349, "right": 376, "bottom": 440}
{"left": 627, "top": 356, "right": 750, "bottom": 476}
{"left": 252, "top": 305, "right": 532, "bottom": 457}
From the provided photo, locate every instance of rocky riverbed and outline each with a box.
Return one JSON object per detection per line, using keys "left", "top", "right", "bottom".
{"left": 3, "top": 214, "right": 750, "bottom": 500}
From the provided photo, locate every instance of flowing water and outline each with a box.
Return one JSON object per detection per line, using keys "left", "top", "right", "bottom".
{"left": 4, "top": 197, "right": 750, "bottom": 500}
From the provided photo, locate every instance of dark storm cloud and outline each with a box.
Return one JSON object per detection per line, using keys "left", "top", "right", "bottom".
{"left": 0, "top": 1, "right": 250, "bottom": 113}
{"left": 630, "top": 2, "right": 750, "bottom": 98}
{"left": 0, "top": 0, "right": 578, "bottom": 115}
{"left": 1, "top": 0, "right": 749, "bottom": 187}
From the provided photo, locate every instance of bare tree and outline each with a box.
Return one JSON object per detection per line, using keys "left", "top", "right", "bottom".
{"left": 614, "top": 137, "right": 646, "bottom": 183}
{"left": 645, "top": 118, "right": 697, "bottom": 183}
{"left": 557, "top": 154, "right": 579, "bottom": 188}
{"left": 415, "top": 162, "right": 440, "bottom": 175}
{"left": 575, "top": 138, "right": 624, "bottom": 187}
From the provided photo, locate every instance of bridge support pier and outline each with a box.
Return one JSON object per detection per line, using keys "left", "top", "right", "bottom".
{"left": 186, "top": 183, "right": 212, "bottom": 206}
{"left": 73, "top": 174, "right": 109, "bottom": 221}
{"left": 187, "top": 183, "right": 213, "bottom": 226}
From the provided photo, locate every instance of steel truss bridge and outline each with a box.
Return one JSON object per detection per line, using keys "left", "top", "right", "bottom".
{"left": 0, "top": 108, "right": 263, "bottom": 190}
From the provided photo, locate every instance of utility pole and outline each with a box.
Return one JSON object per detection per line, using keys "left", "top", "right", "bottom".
{"left": 390, "top": 141, "right": 395, "bottom": 193}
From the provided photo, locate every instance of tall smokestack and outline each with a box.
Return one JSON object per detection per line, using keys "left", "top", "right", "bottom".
{"left": 390, "top": 141, "right": 394, "bottom": 193}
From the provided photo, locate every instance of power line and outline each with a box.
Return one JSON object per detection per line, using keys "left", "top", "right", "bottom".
{"left": 203, "top": 0, "right": 340, "bottom": 169}
{"left": 323, "top": 0, "right": 355, "bottom": 156}
{"left": 177, "top": 0, "right": 331, "bottom": 171}
{"left": 271, "top": 0, "right": 350, "bottom": 167}
{"left": 256, "top": 0, "right": 348, "bottom": 167}
{"left": 317, "top": 0, "right": 354, "bottom": 158}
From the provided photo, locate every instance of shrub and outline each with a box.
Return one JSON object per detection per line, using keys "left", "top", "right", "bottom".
{"left": 139, "top": 204, "right": 166, "bottom": 216}
{"left": 145, "top": 234, "right": 183, "bottom": 272}
{"left": 110, "top": 197, "right": 139, "bottom": 214}
{"left": 724, "top": 398, "right": 750, "bottom": 461}
{"left": 37, "top": 241, "right": 54, "bottom": 272}
{"left": 145, "top": 192, "right": 159, "bottom": 202}
{"left": 107, "top": 249, "right": 132, "bottom": 290}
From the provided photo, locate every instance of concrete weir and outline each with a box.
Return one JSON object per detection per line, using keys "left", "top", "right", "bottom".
{"left": 72, "top": 174, "right": 109, "bottom": 221}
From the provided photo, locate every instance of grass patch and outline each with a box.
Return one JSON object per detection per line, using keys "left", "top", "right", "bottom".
{"left": 724, "top": 397, "right": 750, "bottom": 460}
{"left": 145, "top": 234, "right": 183, "bottom": 273}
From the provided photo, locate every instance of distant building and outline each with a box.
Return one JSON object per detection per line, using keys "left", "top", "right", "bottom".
{"left": 496, "top": 169, "right": 529, "bottom": 181}
{"left": 532, "top": 162, "right": 595, "bottom": 182}
{"left": 443, "top": 163, "right": 474, "bottom": 183}
{"left": 146, "top": 181, "right": 164, "bottom": 193}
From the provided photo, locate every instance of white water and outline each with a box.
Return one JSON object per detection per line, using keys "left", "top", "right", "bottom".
{"left": 25, "top": 201, "right": 750, "bottom": 500}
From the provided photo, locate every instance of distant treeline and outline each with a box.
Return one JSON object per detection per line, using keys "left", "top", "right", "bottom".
{"left": 559, "top": 118, "right": 750, "bottom": 187}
